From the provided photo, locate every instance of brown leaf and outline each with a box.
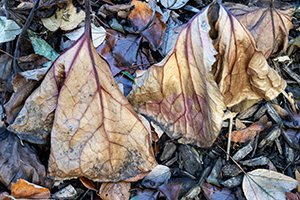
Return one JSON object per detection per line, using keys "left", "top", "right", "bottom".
{"left": 98, "top": 181, "right": 130, "bottom": 200}
{"left": 11, "top": 21, "right": 157, "bottom": 180}
{"left": 231, "top": 115, "right": 271, "bottom": 143}
{"left": 41, "top": 0, "right": 85, "bottom": 31}
{"left": 208, "top": 2, "right": 286, "bottom": 108}
{"left": 0, "top": 128, "right": 47, "bottom": 190}
{"left": 202, "top": 183, "right": 235, "bottom": 200}
{"left": 11, "top": 179, "right": 50, "bottom": 199}
{"left": 79, "top": 177, "right": 100, "bottom": 191}
{"left": 96, "top": 29, "right": 150, "bottom": 76}
{"left": 5, "top": 67, "right": 50, "bottom": 125}
{"left": 286, "top": 192, "right": 300, "bottom": 200}
{"left": 224, "top": 1, "right": 293, "bottom": 58}
{"left": 127, "top": 6, "right": 225, "bottom": 147}
{"left": 0, "top": 54, "right": 12, "bottom": 83}
{"left": 127, "top": 0, "right": 166, "bottom": 51}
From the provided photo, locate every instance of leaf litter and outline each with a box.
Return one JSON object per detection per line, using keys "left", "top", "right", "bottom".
{"left": 1, "top": 0, "right": 300, "bottom": 199}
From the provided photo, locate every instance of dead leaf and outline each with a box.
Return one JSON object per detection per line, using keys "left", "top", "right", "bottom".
{"left": 96, "top": 29, "right": 150, "bottom": 76}
{"left": 79, "top": 177, "right": 100, "bottom": 191}
{"left": 127, "top": 5, "right": 225, "bottom": 147}
{"left": 98, "top": 4, "right": 134, "bottom": 19}
{"left": 10, "top": 179, "right": 50, "bottom": 199}
{"left": 10, "top": 19, "right": 157, "bottom": 180}
{"left": 225, "top": 0, "right": 294, "bottom": 58}
{"left": 286, "top": 192, "right": 300, "bottom": 200}
{"left": 0, "top": 54, "right": 12, "bottom": 83}
{"left": 202, "top": 183, "right": 235, "bottom": 200}
{"left": 0, "top": 128, "right": 47, "bottom": 190}
{"left": 98, "top": 181, "right": 130, "bottom": 200}
{"left": 127, "top": 0, "right": 166, "bottom": 51}
{"left": 235, "top": 118, "right": 246, "bottom": 130}
{"left": 41, "top": 0, "right": 85, "bottom": 31}
{"left": 141, "top": 165, "right": 171, "bottom": 188}
{"left": 282, "top": 129, "right": 300, "bottom": 148}
{"left": 296, "top": 170, "right": 300, "bottom": 193}
{"left": 160, "top": 0, "right": 189, "bottom": 9}
{"left": 231, "top": 115, "right": 271, "bottom": 143}
{"left": 0, "top": 16, "right": 22, "bottom": 43}
{"left": 208, "top": 2, "right": 286, "bottom": 108}
{"left": 243, "top": 169, "right": 300, "bottom": 199}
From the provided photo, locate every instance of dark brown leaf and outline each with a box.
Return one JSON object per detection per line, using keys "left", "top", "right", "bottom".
{"left": 202, "top": 183, "right": 235, "bottom": 200}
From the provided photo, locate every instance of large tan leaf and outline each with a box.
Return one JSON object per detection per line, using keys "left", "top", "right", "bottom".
{"left": 208, "top": 2, "right": 286, "bottom": 108}
{"left": 9, "top": 22, "right": 157, "bottom": 181}
{"left": 127, "top": 6, "right": 225, "bottom": 147}
{"left": 224, "top": 0, "right": 294, "bottom": 58}
{"left": 243, "top": 169, "right": 300, "bottom": 199}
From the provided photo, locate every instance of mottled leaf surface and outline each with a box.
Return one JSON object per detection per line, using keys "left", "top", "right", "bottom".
{"left": 243, "top": 169, "right": 300, "bottom": 200}
{"left": 128, "top": 6, "right": 225, "bottom": 147}
{"left": 225, "top": 0, "right": 294, "bottom": 58}
{"left": 98, "top": 181, "right": 130, "bottom": 200}
{"left": 10, "top": 179, "right": 50, "bottom": 199}
{"left": 208, "top": 2, "right": 286, "bottom": 108}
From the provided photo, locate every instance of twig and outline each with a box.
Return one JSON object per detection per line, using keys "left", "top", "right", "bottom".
{"left": 13, "top": 0, "right": 40, "bottom": 75}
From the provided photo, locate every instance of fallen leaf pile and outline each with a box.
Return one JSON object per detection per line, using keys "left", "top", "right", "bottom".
{"left": 0, "top": 0, "right": 300, "bottom": 199}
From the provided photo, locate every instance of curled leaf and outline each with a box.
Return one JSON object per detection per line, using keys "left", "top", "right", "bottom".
{"left": 208, "top": 2, "right": 286, "bottom": 108}
{"left": 225, "top": 0, "right": 294, "bottom": 58}
{"left": 128, "top": 5, "right": 225, "bottom": 147}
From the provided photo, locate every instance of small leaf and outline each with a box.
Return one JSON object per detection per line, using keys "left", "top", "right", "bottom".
{"left": 141, "top": 165, "right": 171, "bottom": 188}
{"left": 121, "top": 71, "right": 136, "bottom": 84}
{"left": 27, "top": 30, "right": 59, "bottom": 61}
{"left": 202, "top": 183, "right": 235, "bottom": 200}
{"left": 128, "top": 5, "right": 225, "bottom": 147}
{"left": 11, "top": 179, "right": 50, "bottom": 199}
{"left": 0, "top": 16, "right": 22, "bottom": 43}
{"left": 243, "top": 169, "right": 300, "bottom": 199}
{"left": 161, "top": 0, "right": 189, "bottom": 9}
{"left": 41, "top": 0, "right": 85, "bottom": 31}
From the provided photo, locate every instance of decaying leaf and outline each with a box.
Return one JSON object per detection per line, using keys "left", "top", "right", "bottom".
{"left": 243, "top": 169, "right": 300, "bottom": 199}
{"left": 286, "top": 192, "right": 300, "bottom": 200}
{"left": 208, "top": 2, "right": 286, "bottom": 108}
{"left": 98, "top": 181, "right": 130, "bottom": 200}
{"left": 10, "top": 179, "right": 50, "bottom": 199}
{"left": 0, "top": 128, "right": 47, "bottom": 190}
{"left": 202, "top": 183, "right": 235, "bottom": 200}
{"left": 11, "top": 16, "right": 157, "bottom": 180}
{"left": 127, "top": 5, "right": 225, "bottom": 147}
{"left": 127, "top": 0, "right": 166, "bottom": 51}
{"left": 225, "top": 0, "right": 294, "bottom": 58}
{"left": 0, "top": 16, "right": 22, "bottom": 43}
{"left": 160, "top": 0, "right": 189, "bottom": 10}
{"left": 0, "top": 54, "right": 12, "bottom": 82}
{"left": 41, "top": 0, "right": 85, "bottom": 31}
{"left": 231, "top": 115, "right": 271, "bottom": 143}
{"left": 141, "top": 165, "right": 171, "bottom": 188}
{"left": 96, "top": 30, "right": 150, "bottom": 76}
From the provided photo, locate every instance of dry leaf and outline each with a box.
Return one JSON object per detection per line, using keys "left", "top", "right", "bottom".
{"left": 224, "top": 0, "right": 294, "bottom": 58}
{"left": 160, "top": 0, "right": 189, "bottom": 9}
{"left": 0, "top": 54, "right": 12, "bottom": 82}
{"left": 286, "top": 192, "right": 300, "bottom": 200}
{"left": 127, "top": 5, "right": 225, "bottom": 147}
{"left": 0, "top": 128, "right": 47, "bottom": 190}
{"left": 96, "top": 29, "right": 150, "bottom": 76}
{"left": 208, "top": 2, "right": 286, "bottom": 108}
{"left": 79, "top": 177, "right": 100, "bottom": 191}
{"left": 11, "top": 179, "right": 50, "bottom": 199}
{"left": 98, "top": 181, "right": 130, "bottom": 200}
{"left": 141, "top": 165, "right": 171, "bottom": 189}
{"left": 41, "top": 0, "right": 85, "bottom": 31}
{"left": 243, "top": 169, "right": 300, "bottom": 199}
{"left": 127, "top": 0, "right": 166, "bottom": 51}
{"left": 202, "top": 183, "right": 235, "bottom": 200}
{"left": 296, "top": 170, "right": 300, "bottom": 193}
{"left": 9, "top": 20, "right": 156, "bottom": 180}
{"left": 231, "top": 115, "right": 271, "bottom": 143}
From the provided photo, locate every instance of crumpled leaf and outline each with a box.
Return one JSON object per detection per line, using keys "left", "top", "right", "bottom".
{"left": 243, "top": 169, "right": 300, "bottom": 199}
{"left": 224, "top": 1, "right": 294, "bottom": 58}
{"left": 208, "top": 2, "right": 286, "bottom": 108}
{"left": 5, "top": 66, "right": 50, "bottom": 125}
{"left": 97, "top": 30, "right": 150, "bottom": 76}
{"left": 0, "top": 128, "right": 47, "bottom": 190}
{"left": 41, "top": 0, "right": 85, "bottom": 31}
{"left": 231, "top": 115, "right": 271, "bottom": 143}
{"left": 98, "top": 181, "right": 130, "bottom": 200}
{"left": 11, "top": 19, "right": 157, "bottom": 180}
{"left": 0, "top": 16, "right": 22, "bottom": 43}
{"left": 0, "top": 54, "right": 12, "bottom": 82}
{"left": 202, "top": 183, "right": 235, "bottom": 200}
{"left": 160, "top": 0, "right": 189, "bottom": 10}
{"left": 65, "top": 24, "right": 106, "bottom": 48}
{"left": 127, "top": 5, "right": 225, "bottom": 147}
{"left": 286, "top": 192, "right": 300, "bottom": 200}
{"left": 10, "top": 179, "right": 50, "bottom": 199}
{"left": 141, "top": 165, "right": 171, "bottom": 188}
{"left": 127, "top": 0, "right": 166, "bottom": 51}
